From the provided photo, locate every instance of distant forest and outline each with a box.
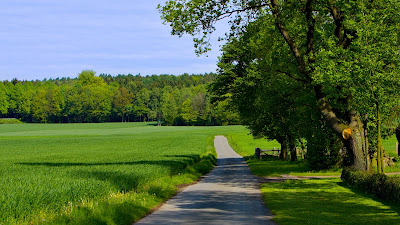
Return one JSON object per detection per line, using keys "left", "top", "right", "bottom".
{"left": 0, "top": 70, "right": 239, "bottom": 125}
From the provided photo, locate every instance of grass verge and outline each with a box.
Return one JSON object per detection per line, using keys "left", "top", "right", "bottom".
{"left": 225, "top": 130, "right": 400, "bottom": 224}
{"left": 261, "top": 178, "right": 400, "bottom": 225}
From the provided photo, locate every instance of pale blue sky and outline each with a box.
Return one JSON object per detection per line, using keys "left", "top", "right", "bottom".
{"left": 0, "top": 0, "right": 226, "bottom": 81}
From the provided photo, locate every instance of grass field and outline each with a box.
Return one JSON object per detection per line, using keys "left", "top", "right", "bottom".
{"left": 226, "top": 132, "right": 400, "bottom": 224}
{"left": 0, "top": 123, "right": 267, "bottom": 225}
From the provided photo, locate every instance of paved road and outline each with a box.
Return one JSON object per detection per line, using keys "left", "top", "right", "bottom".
{"left": 135, "top": 135, "right": 275, "bottom": 225}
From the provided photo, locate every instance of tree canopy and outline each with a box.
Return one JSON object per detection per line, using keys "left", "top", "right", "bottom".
{"left": 159, "top": 0, "right": 400, "bottom": 171}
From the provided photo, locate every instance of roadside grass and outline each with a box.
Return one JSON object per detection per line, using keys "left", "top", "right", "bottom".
{"left": 225, "top": 129, "right": 400, "bottom": 224}
{"left": 0, "top": 123, "right": 240, "bottom": 224}
{"left": 382, "top": 135, "right": 397, "bottom": 157}
{"left": 261, "top": 178, "right": 400, "bottom": 225}
{"left": 225, "top": 131, "right": 342, "bottom": 177}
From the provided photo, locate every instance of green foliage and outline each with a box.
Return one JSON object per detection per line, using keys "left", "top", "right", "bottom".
{"left": 0, "top": 122, "right": 242, "bottom": 224}
{"left": 0, "top": 82, "right": 9, "bottom": 114}
{"left": 306, "top": 120, "right": 343, "bottom": 170}
{"left": 341, "top": 167, "right": 400, "bottom": 203}
{"left": 1, "top": 72, "right": 237, "bottom": 126}
{"left": 0, "top": 118, "right": 23, "bottom": 124}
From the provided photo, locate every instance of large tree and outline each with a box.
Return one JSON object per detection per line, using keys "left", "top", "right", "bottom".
{"left": 159, "top": 0, "right": 400, "bottom": 170}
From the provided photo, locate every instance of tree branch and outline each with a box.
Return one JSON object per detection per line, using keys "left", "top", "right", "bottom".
{"left": 305, "top": 0, "right": 315, "bottom": 58}
{"left": 215, "top": 3, "right": 269, "bottom": 21}
{"left": 314, "top": 85, "right": 348, "bottom": 135}
{"left": 276, "top": 70, "right": 308, "bottom": 83}
{"left": 329, "top": 4, "right": 344, "bottom": 43}
{"left": 270, "top": 0, "right": 308, "bottom": 75}
{"left": 329, "top": 3, "right": 355, "bottom": 48}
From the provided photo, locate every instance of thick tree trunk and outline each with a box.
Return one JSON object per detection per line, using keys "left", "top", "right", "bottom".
{"left": 278, "top": 136, "right": 288, "bottom": 160}
{"left": 348, "top": 125, "right": 370, "bottom": 171}
{"left": 316, "top": 87, "right": 370, "bottom": 171}
{"left": 289, "top": 135, "right": 297, "bottom": 162}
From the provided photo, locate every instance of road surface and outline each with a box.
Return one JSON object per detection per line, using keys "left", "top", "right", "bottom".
{"left": 135, "top": 135, "right": 275, "bottom": 225}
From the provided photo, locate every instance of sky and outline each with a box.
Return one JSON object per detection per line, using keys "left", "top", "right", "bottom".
{"left": 0, "top": 0, "right": 227, "bottom": 81}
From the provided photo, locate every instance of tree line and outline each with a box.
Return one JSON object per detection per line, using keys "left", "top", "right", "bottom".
{"left": 0, "top": 71, "right": 239, "bottom": 125}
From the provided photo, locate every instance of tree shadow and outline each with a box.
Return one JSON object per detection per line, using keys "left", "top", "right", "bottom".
{"left": 16, "top": 153, "right": 203, "bottom": 169}
{"left": 244, "top": 156, "right": 311, "bottom": 176}
{"left": 136, "top": 189, "right": 270, "bottom": 224}
{"left": 17, "top": 160, "right": 187, "bottom": 168}
{"left": 15, "top": 154, "right": 207, "bottom": 193}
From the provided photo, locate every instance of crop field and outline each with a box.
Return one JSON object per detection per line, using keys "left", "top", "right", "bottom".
{"left": 0, "top": 122, "right": 271, "bottom": 224}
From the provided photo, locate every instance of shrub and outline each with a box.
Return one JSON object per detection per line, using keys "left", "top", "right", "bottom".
{"left": 0, "top": 118, "right": 23, "bottom": 124}
{"left": 341, "top": 167, "right": 400, "bottom": 202}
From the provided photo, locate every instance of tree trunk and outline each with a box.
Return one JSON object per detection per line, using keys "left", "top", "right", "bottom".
{"left": 348, "top": 125, "right": 370, "bottom": 171}
{"left": 316, "top": 88, "right": 370, "bottom": 171}
{"left": 278, "top": 136, "right": 288, "bottom": 160}
{"left": 377, "top": 103, "right": 384, "bottom": 174}
{"left": 396, "top": 127, "right": 400, "bottom": 156}
{"left": 289, "top": 135, "right": 297, "bottom": 161}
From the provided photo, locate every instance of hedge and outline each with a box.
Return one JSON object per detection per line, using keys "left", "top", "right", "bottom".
{"left": 341, "top": 167, "right": 400, "bottom": 202}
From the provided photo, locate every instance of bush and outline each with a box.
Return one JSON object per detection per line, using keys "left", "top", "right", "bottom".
{"left": 0, "top": 118, "right": 23, "bottom": 124}
{"left": 341, "top": 167, "right": 400, "bottom": 202}
{"left": 306, "top": 129, "right": 342, "bottom": 170}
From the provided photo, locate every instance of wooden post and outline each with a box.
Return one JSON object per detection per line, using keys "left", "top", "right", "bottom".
{"left": 255, "top": 148, "right": 261, "bottom": 159}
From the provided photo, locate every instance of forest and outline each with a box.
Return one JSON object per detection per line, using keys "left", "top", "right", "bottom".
{"left": 0, "top": 70, "right": 239, "bottom": 125}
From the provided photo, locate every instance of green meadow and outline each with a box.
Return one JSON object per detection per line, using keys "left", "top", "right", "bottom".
{"left": 0, "top": 122, "right": 272, "bottom": 224}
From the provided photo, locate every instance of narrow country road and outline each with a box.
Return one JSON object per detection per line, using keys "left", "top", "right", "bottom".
{"left": 135, "top": 135, "right": 276, "bottom": 225}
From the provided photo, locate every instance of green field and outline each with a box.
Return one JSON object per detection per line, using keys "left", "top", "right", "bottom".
{"left": 0, "top": 123, "right": 273, "bottom": 224}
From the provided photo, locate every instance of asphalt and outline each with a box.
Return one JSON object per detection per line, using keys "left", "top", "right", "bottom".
{"left": 135, "top": 135, "right": 276, "bottom": 225}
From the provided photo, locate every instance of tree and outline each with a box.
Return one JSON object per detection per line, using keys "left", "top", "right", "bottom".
{"left": 134, "top": 88, "right": 150, "bottom": 122}
{"left": 31, "top": 83, "right": 63, "bottom": 123}
{"left": 5, "top": 82, "right": 22, "bottom": 118}
{"left": 0, "top": 83, "right": 9, "bottom": 115}
{"left": 77, "top": 70, "right": 113, "bottom": 122}
{"left": 112, "top": 87, "right": 134, "bottom": 122}
{"left": 159, "top": 0, "right": 400, "bottom": 171}
{"left": 161, "top": 87, "right": 178, "bottom": 125}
